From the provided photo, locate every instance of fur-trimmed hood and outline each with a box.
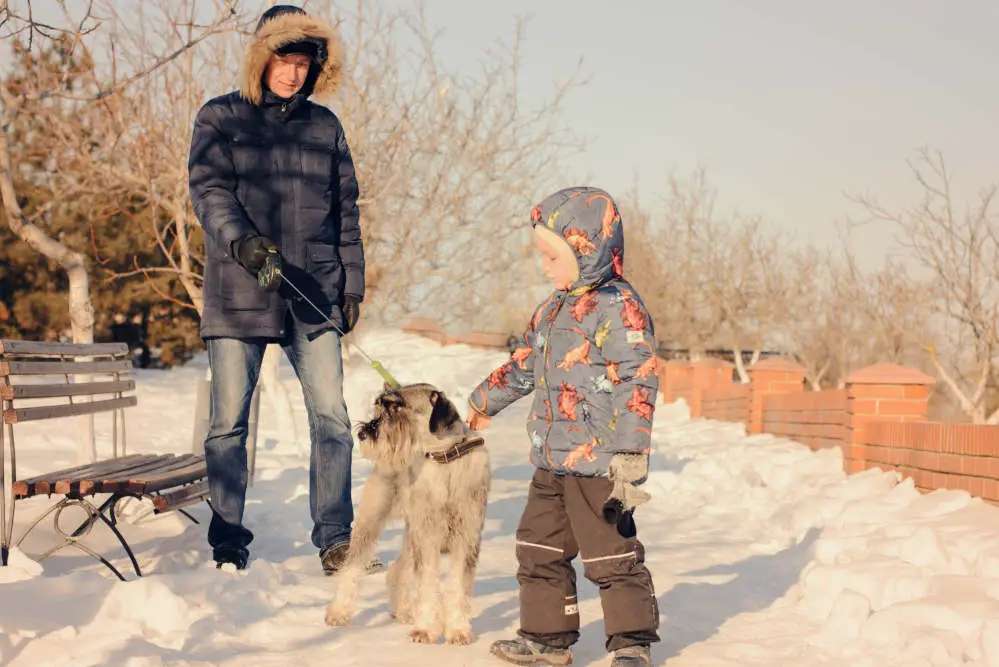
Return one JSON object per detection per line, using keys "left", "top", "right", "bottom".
{"left": 239, "top": 10, "right": 343, "bottom": 105}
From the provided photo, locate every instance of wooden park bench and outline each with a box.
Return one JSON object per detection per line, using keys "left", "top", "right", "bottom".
{"left": 0, "top": 339, "right": 210, "bottom": 580}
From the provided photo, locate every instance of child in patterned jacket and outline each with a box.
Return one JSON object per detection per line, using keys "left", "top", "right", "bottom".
{"left": 467, "top": 187, "right": 660, "bottom": 667}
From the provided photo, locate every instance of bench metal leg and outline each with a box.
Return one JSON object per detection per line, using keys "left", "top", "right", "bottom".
{"left": 85, "top": 495, "right": 142, "bottom": 578}
{"left": 0, "top": 415, "right": 13, "bottom": 568}
{"left": 176, "top": 508, "right": 200, "bottom": 525}
{"left": 17, "top": 495, "right": 142, "bottom": 582}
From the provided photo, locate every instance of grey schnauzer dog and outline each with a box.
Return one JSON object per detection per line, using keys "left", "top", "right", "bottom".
{"left": 325, "top": 383, "right": 491, "bottom": 645}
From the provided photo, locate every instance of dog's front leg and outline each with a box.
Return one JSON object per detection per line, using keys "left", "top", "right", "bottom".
{"left": 408, "top": 514, "right": 443, "bottom": 644}
{"left": 325, "top": 473, "right": 396, "bottom": 627}
{"left": 442, "top": 486, "right": 488, "bottom": 645}
{"left": 388, "top": 523, "right": 415, "bottom": 624}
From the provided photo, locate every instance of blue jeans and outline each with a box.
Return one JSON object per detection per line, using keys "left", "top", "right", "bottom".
{"left": 203, "top": 324, "right": 354, "bottom": 554}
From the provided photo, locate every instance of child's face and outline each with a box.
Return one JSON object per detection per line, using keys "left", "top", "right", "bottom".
{"left": 534, "top": 227, "right": 578, "bottom": 290}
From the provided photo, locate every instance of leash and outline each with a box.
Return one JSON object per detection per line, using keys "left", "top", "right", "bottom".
{"left": 260, "top": 249, "right": 401, "bottom": 389}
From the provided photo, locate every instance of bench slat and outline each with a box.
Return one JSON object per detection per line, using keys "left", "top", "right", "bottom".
{"left": 12, "top": 453, "right": 151, "bottom": 498}
{"left": 4, "top": 396, "right": 137, "bottom": 424}
{"left": 153, "top": 479, "right": 210, "bottom": 513}
{"left": 83, "top": 455, "right": 199, "bottom": 495}
{"left": 0, "top": 340, "right": 130, "bottom": 356}
{"left": 15, "top": 454, "right": 209, "bottom": 499}
{"left": 50, "top": 454, "right": 166, "bottom": 495}
{"left": 96, "top": 455, "right": 201, "bottom": 494}
{"left": 113, "top": 459, "right": 208, "bottom": 495}
{"left": 0, "top": 379, "right": 136, "bottom": 401}
{"left": 0, "top": 359, "right": 134, "bottom": 376}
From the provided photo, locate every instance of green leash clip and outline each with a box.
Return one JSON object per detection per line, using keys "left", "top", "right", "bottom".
{"left": 372, "top": 360, "right": 401, "bottom": 389}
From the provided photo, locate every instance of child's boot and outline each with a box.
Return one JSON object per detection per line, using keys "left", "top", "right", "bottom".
{"left": 610, "top": 644, "right": 651, "bottom": 667}
{"left": 489, "top": 637, "right": 573, "bottom": 665}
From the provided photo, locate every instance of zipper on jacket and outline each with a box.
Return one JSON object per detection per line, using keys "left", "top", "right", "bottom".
{"left": 542, "top": 292, "right": 567, "bottom": 460}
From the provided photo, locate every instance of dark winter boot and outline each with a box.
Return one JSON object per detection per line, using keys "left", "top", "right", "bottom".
{"left": 320, "top": 543, "right": 384, "bottom": 576}
{"left": 489, "top": 637, "right": 573, "bottom": 665}
{"left": 213, "top": 546, "right": 249, "bottom": 571}
{"left": 610, "top": 645, "right": 651, "bottom": 667}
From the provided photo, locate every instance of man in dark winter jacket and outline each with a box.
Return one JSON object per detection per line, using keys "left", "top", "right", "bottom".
{"left": 188, "top": 4, "right": 364, "bottom": 573}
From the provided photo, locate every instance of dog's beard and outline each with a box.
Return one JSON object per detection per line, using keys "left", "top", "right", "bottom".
{"left": 357, "top": 410, "right": 422, "bottom": 471}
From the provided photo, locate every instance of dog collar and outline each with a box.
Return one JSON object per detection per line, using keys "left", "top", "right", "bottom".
{"left": 426, "top": 436, "right": 485, "bottom": 464}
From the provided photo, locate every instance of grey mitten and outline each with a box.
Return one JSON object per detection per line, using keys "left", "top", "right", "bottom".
{"left": 602, "top": 453, "right": 651, "bottom": 525}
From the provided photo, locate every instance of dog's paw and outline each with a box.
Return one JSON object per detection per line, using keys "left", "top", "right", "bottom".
{"left": 445, "top": 627, "right": 475, "bottom": 646}
{"left": 409, "top": 628, "right": 440, "bottom": 644}
{"left": 324, "top": 604, "right": 352, "bottom": 627}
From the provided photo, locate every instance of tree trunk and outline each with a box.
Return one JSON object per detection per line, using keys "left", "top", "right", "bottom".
{"left": 0, "top": 116, "right": 97, "bottom": 463}
{"left": 732, "top": 340, "right": 750, "bottom": 383}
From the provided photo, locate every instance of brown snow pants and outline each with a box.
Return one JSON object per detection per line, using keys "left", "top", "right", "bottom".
{"left": 515, "top": 469, "right": 660, "bottom": 652}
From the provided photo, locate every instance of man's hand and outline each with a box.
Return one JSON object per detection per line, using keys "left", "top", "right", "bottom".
{"left": 467, "top": 411, "right": 491, "bottom": 431}
{"left": 234, "top": 235, "right": 277, "bottom": 274}
{"left": 342, "top": 295, "right": 361, "bottom": 334}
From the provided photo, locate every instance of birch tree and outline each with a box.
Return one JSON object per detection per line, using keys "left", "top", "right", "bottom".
{"left": 0, "top": 0, "right": 236, "bottom": 462}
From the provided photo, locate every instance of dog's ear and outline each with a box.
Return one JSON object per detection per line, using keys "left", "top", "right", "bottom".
{"left": 429, "top": 390, "right": 461, "bottom": 435}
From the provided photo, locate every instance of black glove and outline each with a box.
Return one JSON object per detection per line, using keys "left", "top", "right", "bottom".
{"left": 233, "top": 235, "right": 282, "bottom": 291}
{"left": 342, "top": 295, "right": 361, "bottom": 334}
{"left": 233, "top": 235, "right": 276, "bottom": 273}
{"left": 602, "top": 499, "right": 637, "bottom": 538}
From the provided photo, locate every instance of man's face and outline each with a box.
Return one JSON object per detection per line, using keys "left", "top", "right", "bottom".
{"left": 264, "top": 52, "right": 312, "bottom": 98}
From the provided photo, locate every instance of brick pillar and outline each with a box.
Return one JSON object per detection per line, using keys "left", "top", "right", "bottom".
{"left": 748, "top": 358, "right": 806, "bottom": 434}
{"left": 689, "top": 358, "right": 734, "bottom": 419}
{"left": 660, "top": 359, "right": 693, "bottom": 404}
{"left": 844, "top": 363, "right": 935, "bottom": 475}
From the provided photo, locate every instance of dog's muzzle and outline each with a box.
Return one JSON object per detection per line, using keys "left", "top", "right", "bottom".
{"left": 357, "top": 417, "right": 380, "bottom": 442}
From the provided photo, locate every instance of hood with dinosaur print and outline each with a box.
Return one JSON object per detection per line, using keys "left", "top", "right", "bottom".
{"left": 530, "top": 186, "right": 624, "bottom": 291}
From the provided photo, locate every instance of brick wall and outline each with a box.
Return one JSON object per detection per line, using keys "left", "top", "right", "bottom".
{"left": 702, "top": 384, "right": 751, "bottom": 424}
{"left": 671, "top": 379, "right": 697, "bottom": 415}
{"left": 659, "top": 356, "right": 999, "bottom": 506}
{"left": 862, "top": 422, "right": 999, "bottom": 502}
{"left": 762, "top": 389, "right": 850, "bottom": 453}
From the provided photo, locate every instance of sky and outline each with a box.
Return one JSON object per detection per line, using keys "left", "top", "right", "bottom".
{"left": 367, "top": 0, "right": 999, "bottom": 268}
{"left": 12, "top": 0, "right": 999, "bottom": 270}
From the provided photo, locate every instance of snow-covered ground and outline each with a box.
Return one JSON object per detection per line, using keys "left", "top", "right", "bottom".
{"left": 2, "top": 329, "right": 999, "bottom": 666}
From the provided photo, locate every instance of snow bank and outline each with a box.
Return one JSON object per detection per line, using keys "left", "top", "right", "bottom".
{"left": 1, "top": 329, "right": 997, "bottom": 667}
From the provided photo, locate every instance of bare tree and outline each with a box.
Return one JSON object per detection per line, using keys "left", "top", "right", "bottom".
{"left": 706, "top": 216, "right": 793, "bottom": 382}
{"left": 851, "top": 148, "right": 999, "bottom": 422}
{"left": 838, "top": 248, "right": 930, "bottom": 366}
{"left": 623, "top": 169, "right": 728, "bottom": 358}
{"left": 0, "top": 0, "right": 236, "bottom": 463}
{"left": 0, "top": 2, "right": 101, "bottom": 347}
{"left": 71, "top": 0, "right": 584, "bottom": 340}
{"left": 323, "top": 1, "right": 586, "bottom": 332}
{"left": 778, "top": 249, "right": 875, "bottom": 390}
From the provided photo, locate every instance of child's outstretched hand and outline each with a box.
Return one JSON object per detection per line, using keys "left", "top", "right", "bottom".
{"left": 467, "top": 411, "right": 491, "bottom": 431}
